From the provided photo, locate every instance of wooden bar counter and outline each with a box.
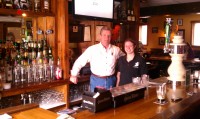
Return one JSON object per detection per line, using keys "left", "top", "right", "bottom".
{"left": 72, "top": 80, "right": 200, "bottom": 119}
{"left": 0, "top": 104, "right": 58, "bottom": 119}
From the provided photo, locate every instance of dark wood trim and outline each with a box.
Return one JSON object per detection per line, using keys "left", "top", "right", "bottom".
{"left": 0, "top": 8, "right": 54, "bottom": 17}
{"left": 1, "top": 80, "right": 68, "bottom": 97}
{"left": 0, "top": 103, "right": 39, "bottom": 115}
{"left": 140, "top": 2, "right": 200, "bottom": 16}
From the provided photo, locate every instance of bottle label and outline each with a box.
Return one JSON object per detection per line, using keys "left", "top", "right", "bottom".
{"left": 44, "top": 1, "right": 49, "bottom": 9}
{"left": 6, "top": 3, "right": 12, "bottom": 7}
{"left": 127, "top": 16, "right": 131, "bottom": 21}
{"left": 131, "top": 16, "right": 135, "bottom": 21}
{"left": 55, "top": 69, "right": 62, "bottom": 79}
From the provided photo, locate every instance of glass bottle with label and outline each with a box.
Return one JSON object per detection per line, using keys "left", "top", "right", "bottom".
{"left": 126, "top": 0, "right": 131, "bottom": 21}
{"left": 55, "top": 58, "right": 62, "bottom": 80}
{"left": 43, "top": 0, "right": 50, "bottom": 12}
{"left": 34, "top": 0, "right": 41, "bottom": 12}
{"left": 13, "top": 0, "right": 20, "bottom": 9}
{"left": 49, "top": 57, "right": 54, "bottom": 80}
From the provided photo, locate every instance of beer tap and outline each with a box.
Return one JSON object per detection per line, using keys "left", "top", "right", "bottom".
{"left": 164, "top": 18, "right": 172, "bottom": 53}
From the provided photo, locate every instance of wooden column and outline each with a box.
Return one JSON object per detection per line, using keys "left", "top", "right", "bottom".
{"left": 56, "top": 0, "right": 69, "bottom": 107}
{"left": 130, "top": 0, "right": 140, "bottom": 43}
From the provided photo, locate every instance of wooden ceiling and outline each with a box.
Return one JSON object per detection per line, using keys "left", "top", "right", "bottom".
{"left": 140, "top": 1, "right": 200, "bottom": 16}
{"left": 140, "top": 0, "right": 200, "bottom": 8}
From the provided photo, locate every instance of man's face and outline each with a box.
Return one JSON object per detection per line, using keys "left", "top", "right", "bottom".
{"left": 100, "top": 30, "right": 111, "bottom": 46}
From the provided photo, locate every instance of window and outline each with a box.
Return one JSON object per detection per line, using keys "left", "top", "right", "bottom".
{"left": 139, "top": 25, "right": 147, "bottom": 45}
{"left": 191, "top": 21, "right": 200, "bottom": 46}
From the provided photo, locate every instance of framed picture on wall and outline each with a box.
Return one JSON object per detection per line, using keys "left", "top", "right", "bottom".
{"left": 84, "top": 26, "right": 91, "bottom": 41}
{"left": 159, "top": 37, "right": 165, "bottom": 45}
{"left": 95, "top": 25, "right": 104, "bottom": 41}
{"left": 152, "top": 27, "right": 158, "bottom": 33}
{"left": 177, "top": 19, "right": 183, "bottom": 26}
{"left": 177, "top": 29, "right": 185, "bottom": 39}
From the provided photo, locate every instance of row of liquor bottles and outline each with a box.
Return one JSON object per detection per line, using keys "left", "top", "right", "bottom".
{"left": 0, "top": 38, "right": 53, "bottom": 66}
{"left": 116, "top": 0, "right": 135, "bottom": 22}
{"left": 0, "top": 0, "right": 51, "bottom": 13}
{"left": 0, "top": 38, "right": 62, "bottom": 86}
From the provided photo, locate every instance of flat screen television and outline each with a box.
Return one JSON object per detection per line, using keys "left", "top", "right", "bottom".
{"left": 72, "top": 0, "right": 114, "bottom": 21}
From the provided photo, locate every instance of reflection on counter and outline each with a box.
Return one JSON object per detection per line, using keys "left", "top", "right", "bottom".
{"left": 0, "top": 89, "right": 64, "bottom": 110}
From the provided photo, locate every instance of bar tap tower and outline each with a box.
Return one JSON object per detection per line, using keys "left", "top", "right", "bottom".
{"left": 164, "top": 18, "right": 186, "bottom": 83}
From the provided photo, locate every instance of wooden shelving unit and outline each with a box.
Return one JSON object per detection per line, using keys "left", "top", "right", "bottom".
{"left": 1, "top": 80, "right": 68, "bottom": 97}
{"left": 0, "top": 0, "right": 70, "bottom": 111}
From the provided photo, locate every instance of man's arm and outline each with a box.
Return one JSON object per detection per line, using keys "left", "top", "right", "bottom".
{"left": 70, "top": 48, "right": 91, "bottom": 84}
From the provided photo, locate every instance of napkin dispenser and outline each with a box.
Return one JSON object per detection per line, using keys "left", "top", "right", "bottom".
{"left": 82, "top": 88, "right": 112, "bottom": 113}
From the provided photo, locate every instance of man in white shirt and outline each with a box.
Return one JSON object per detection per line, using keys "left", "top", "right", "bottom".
{"left": 70, "top": 26, "right": 124, "bottom": 92}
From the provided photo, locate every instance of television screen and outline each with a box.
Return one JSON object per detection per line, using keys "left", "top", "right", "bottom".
{"left": 73, "top": 0, "right": 114, "bottom": 21}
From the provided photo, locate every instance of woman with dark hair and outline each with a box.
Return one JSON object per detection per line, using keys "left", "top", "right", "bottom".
{"left": 116, "top": 38, "right": 148, "bottom": 86}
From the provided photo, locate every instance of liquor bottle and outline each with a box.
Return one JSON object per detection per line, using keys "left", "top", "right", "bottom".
{"left": 32, "top": 41, "right": 37, "bottom": 59}
{"left": 121, "top": 3, "right": 127, "bottom": 21}
{"left": 20, "top": 61, "right": 26, "bottom": 83}
{"left": 23, "top": 49, "right": 29, "bottom": 66}
{"left": 27, "top": 64, "right": 32, "bottom": 83}
{"left": 28, "top": 40, "right": 33, "bottom": 60}
{"left": 129, "top": 0, "right": 135, "bottom": 22}
{"left": 36, "top": 44, "right": 44, "bottom": 82}
{"left": 32, "top": 58, "right": 38, "bottom": 82}
{"left": 37, "top": 40, "right": 43, "bottom": 58}
{"left": 49, "top": 57, "right": 54, "bottom": 80}
{"left": 13, "top": 61, "right": 21, "bottom": 84}
{"left": 28, "top": 0, "right": 33, "bottom": 11}
{"left": 42, "top": 38, "right": 48, "bottom": 58}
{"left": 13, "top": 0, "right": 20, "bottom": 9}
{"left": 19, "top": 0, "right": 30, "bottom": 10}
{"left": 0, "top": 0, "right": 3, "bottom": 8}
{"left": 15, "top": 51, "right": 22, "bottom": 65}
{"left": 34, "top": 0, "right": 41, "bottom": 12}
{"left": 43, "top": 0, "right": 50, "bottom": 13}
{"left": 131, "top": 10, "right": 135, "bottom": 21}
{"left": 5, "top": 51, "right": 13, "bottom": 83}
{"left": 20, "top": 94, "right": 25, "bottom": 104}
{"left": 55, "top": 58, "right": 62, "bottom": 80}
{"left": 48, "top": 46, "right": 53, "bottom": 61}
{"left": 4, "top": 0, "right": 13, "bottom": 9}
{"left": 28, "top": 94, "right": 33, "bottom": 103}
{"left": 126, "top": 0, "right": 131, "bottom": 21}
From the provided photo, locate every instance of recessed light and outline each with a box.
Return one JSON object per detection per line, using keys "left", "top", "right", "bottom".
{"left": 22, "top": 13, "right": 27, "bottom": 17}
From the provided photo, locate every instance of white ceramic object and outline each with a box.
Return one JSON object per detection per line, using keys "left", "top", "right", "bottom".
{"left": 168, "top": 35, "right": 186, "bottom": 82}
{"left": 172, "top": 35, "right": 184, "bottom": 44}
{"left": 3, "top": 83, "right": 11, "bottom": 90}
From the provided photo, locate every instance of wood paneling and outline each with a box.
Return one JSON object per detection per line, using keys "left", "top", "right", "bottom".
{"left": 141, "top": 2, "right": 200, "bottom": 16}
{"left": 56, "top": 0, "right": 69, "bottom": 107}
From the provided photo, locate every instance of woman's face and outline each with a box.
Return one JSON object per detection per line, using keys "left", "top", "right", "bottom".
{"left": 124, "top": 41, "right": 136, "bottom": 54}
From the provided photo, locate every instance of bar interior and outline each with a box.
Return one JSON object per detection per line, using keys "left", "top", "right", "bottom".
{"left": 1, "top": 0, "right": 200, "bottom": 119}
